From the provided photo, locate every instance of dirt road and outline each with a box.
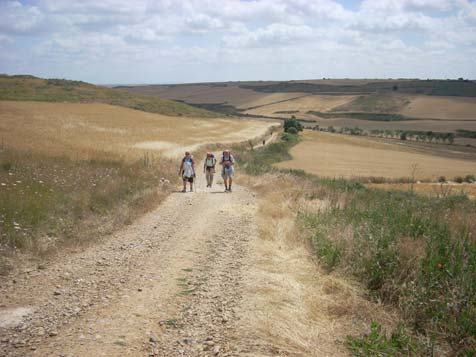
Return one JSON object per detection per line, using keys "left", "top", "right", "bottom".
{"left": 0, "top": 154, "right": 263, "bottom": 355}
{"left": 0, "top": 150, "right": 394, "bottom": 356}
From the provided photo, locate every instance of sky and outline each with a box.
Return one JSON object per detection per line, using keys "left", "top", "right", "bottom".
{"left": 0, "top": 0, "right": 475, "bottom": 84}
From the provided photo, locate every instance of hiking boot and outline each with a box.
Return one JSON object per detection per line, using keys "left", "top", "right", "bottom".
{"left": 228, "top": 188, "right": 232, "bottom": 192}
{"left": 181, "top": 189, "right": 186, "bottom": 193}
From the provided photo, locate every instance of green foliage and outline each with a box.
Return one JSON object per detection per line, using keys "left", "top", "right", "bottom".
{"left": 311, "top": 231, "right": 341, "bottom": 270}
{"left": 346, "top": 322, "right": 422, "bottom": 356}
{"left": 283, "top": 118, "right": 303, "bottom": 133}
{"left": 235, "top": 133, "right": 476, "bottom": 352}
{"left": 454, "top": 176, "right": 464, "bottom": 183}
{"left": 0, "top": 148, "right": 173, "bottom": 252}
{"left": 457, "top": 129, "right": 476, "bottom": 139}
{"left": 299, "top": 184, "right": 476, "bottom": 352}
{"left": 308, "top": 111, "right": 412, "bottom": 122}
{"left": 465, "top": 174, "right": 475, "bottom": 183}
{"left": 0, "top": 75, "right": 216, "bottom": 118}
{"left": 233, "top": 132, "right": 300, "bottom": 176}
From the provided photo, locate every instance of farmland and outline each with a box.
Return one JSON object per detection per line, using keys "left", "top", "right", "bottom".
{"left": 0, "top": 98, "right": 275, "bottom": 256}
{"left": 276, "top": 131, "right": 476, "bottom": 181}
{"left": 0, "top": 101, "right": 275, "bottom": 159}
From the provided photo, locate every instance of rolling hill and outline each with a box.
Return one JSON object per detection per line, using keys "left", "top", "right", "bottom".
{"left": 0, "top": 75, "right": 216, "bottom": 118}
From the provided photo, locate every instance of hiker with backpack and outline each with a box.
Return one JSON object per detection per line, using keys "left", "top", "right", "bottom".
{"left": 179, "top": 151, "right": 195, "bottom": 192}
{"left": 203, "top": 152, "right": 217, "bottom": 188}
{"left": 220, "top": 149, "right": 235, "bottom": 192}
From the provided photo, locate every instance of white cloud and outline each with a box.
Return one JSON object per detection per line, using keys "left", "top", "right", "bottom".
{"left": 0, "top": 0, "right": 475, "bottom": 82}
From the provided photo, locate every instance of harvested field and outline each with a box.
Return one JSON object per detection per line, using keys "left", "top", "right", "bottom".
{"left": 276, "top": 131, "right": 476, "bottom": 180}
{"left": 331, "top": 93, "right": 412, "bottom": 113}
{"left": 400, "top": 95, "right": 476, "bottom": 120}
{"left": 0, "top": 101, "right": 277, "bottom": 159}
{"left": 236, "top": 92, "right": 306, "bottom": 109}
{"left": 244, "top": 95, "right": 357, "bottom": 117}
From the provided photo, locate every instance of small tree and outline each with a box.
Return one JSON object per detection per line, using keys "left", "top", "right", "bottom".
{"left": 283, "top": 118, "right": 303, "bottom": 133}
{"left": 400, "top": 132, "right": 407, "bottom": 141}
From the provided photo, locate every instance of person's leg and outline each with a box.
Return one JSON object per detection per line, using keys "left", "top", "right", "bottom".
{"left": 182, "top": 179, "right": 186, "bottom": 192}
{"left": 190, "top": 178, "right": 193, "bottom": 192}
{"left": 206, "top": 171, "right": 212, "bottom": 187}
{"left": 210, "top": 173, "right": 214, "bottom": 187}
{"left": 223, "top": 177, "right": 228, "bottom": 191}
{"left": 228, "top": 177, "right": 233, "bottom": 192}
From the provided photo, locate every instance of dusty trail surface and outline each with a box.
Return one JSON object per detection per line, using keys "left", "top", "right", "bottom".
{"left": 0, "top": 156, "right": 259, "bottom": 356}
{"left": 0, "top": 150, "right": 392, "bottom": 357}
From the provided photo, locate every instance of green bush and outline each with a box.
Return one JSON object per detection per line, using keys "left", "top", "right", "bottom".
{"left": 454, "top": 176, "right": 464, "bottom": 183}
{"left": 286, "top": 127, "right": 298, "bottom": 135}
{"left": 283, "top": 118, "right": 303, "bottom": 133}
{"left": 464, "top": 174, "right": 475, "bottom": 183}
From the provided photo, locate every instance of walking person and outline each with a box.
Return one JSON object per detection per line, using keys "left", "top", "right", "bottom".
{"left": 179, "top": 151, "right": 195, "bottom": 192}
{"left": 220, "top": 149, "right": 235, "bottom": 192}
{"left": 203, "top": 152, "right": 217, "bottom": 188}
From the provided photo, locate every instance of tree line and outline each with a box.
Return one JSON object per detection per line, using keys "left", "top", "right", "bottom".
{"left": 310, "top": 125, "right": 457, "bottom": 144}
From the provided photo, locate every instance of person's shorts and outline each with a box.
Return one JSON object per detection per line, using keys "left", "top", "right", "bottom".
{"left": 182, "top": 176, "right": 194, "bottom": 183}
{"left": 222, "top": 167, "right": 234, "bottom": 178}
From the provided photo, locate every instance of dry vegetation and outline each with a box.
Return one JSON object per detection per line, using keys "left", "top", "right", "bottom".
{"left": 0, "top": 101, "right": 275, "bottom": 159}
{"left": 121, "top": 83, "right": 267, "bottom": 107}
{"left": 0, "top": 75, "right": 215, "bottom": 118}
{"left": 244, "top": 94, "right": 357, "bottom": 117}
{"left": 277, "top": 131, "right": 476, "bottom": 180}
{"left": 366, "top": 182, "right": 476, "bottom": 200}
{"left": 400, "top": 95, "right": 476, "bottom": 120}
{"left": 0, "top": 100, "right": 275, "bottom": 265}
{"left": 236, "top": 172, "right": 399, "bottom": 356}
{"left": 236, "top": 136, "right": 476, "bottom": 354}
{"left": 236, "top": 92, "right": 307, "bottom": 109}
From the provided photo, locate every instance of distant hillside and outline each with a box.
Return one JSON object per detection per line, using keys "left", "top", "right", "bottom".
{"left": 240, "top": 79, "right": 476, "bottom": 97}
{"left": 0, "top": 75, "right": 216, "bottom": 118}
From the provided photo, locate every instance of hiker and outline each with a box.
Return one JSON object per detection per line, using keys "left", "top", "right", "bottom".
{"left": 220, "top": 149, "right": 235, "bottom": 192}
{"left": 179, "top": 151, "right": 195, "bottom": 192}
{"left": 203, "top": 152, "right": 217, "bottom": 188}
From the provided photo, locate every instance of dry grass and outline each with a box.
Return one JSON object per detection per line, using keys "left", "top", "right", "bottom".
{"left": 0, "top": 100, "right": 276, "bottom": 264}
{"left": 123, "top": 83, "right": 267, "bottom": 106}
{"left": 0, "top": 101, "right": 275, "bottom": 159}
{"left": 401, "top": 95, "right": 476, "bottom": 120}
{"left": 366, "top": 182, "right": 476, "bottom": 199}
{"left": 236, "top": 173, "right": 397, "bottom": 356}
{"left": 276, "top": 131, "right": 476, "bottom": 180}
{"left": 244, "top": 95, "right": 357, "bottom": 118}
{"left": 236, "top": 92, "right": 307, "bottom": 110}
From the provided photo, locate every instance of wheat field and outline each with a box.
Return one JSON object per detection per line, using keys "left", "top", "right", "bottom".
{"left": 400, "top": 95, "right": 476, "bottom": 120}
{"left": 0, "top": 101, "right": 276, "bottom": 159}
{"left": 244, "top": 95, "right": 357, "bottom": 117}
{"left": 276, "top": 131, "right": 476, "bottom": 180}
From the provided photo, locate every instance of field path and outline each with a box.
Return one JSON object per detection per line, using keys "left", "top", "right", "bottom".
{"left": 0, "top": 155, "right": 272, "bottom": 356}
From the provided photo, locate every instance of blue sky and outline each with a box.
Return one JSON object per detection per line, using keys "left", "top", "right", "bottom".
{"left": 0, "top": 0, "right": 475, "bottom": 84}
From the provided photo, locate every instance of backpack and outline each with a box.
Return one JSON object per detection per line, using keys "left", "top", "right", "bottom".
{"left": 205, "top": 154, "right": 216, "bottom": 168}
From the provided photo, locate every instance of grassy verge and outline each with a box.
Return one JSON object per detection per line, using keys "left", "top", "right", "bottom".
{"left": 234, "top": 135, "right": 476, "bottom": 355}
{"left": 0, "top": 147, "right": 175, "bottom": 272}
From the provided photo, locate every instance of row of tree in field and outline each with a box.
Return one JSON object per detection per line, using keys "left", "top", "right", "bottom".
{"left": 310, "top": 125, "right": 456, "bottom": 144}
